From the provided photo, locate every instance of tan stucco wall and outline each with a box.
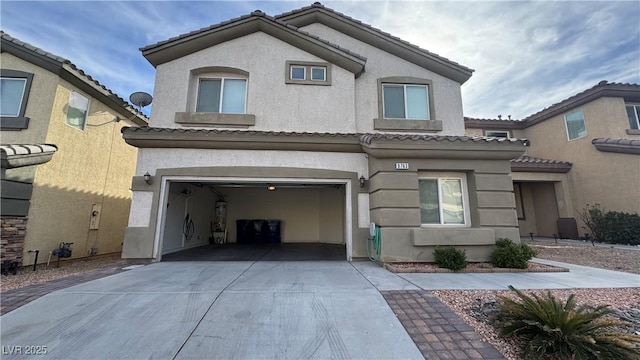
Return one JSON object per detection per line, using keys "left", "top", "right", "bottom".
{"left": 218, "top": 187, "right": 344, "bottom": 244}
{"left": 151, "top": 32, "right": 357, "bottom": 133}
{"left": 368, "top": 157, "right": 520, "bottom": 262}
{"left": 521, "top": 97, "right": 640, "bottom": 231}
{"left": 23, "top": 81, "right": 138, "bottom": 264}
{"left": 301, "top": 23, "right": 466, "bottom": 135}
{"left": 1, "top": 53, "right": 57, "bottom": 147}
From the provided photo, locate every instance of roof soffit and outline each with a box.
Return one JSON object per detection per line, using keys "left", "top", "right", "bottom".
{"left": 275, "top": 6, "right": 474, "bottom": 84}
{"left": 141, "top": 15, "right": 366, "bottom": 75}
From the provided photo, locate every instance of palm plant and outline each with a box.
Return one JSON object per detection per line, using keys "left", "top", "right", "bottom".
{"left": 492, "top": 286, "right": 640, "bottom": 359}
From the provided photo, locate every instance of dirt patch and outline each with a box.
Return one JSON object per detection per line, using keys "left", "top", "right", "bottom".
{"left": 384, "top": 261, "right": 567, "bottom": 273}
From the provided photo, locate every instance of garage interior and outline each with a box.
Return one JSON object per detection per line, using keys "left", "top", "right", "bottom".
{"left": 159, "top": 181, "right": 347, "bottom": 261}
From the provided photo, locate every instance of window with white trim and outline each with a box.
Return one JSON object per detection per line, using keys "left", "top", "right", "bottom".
{"left": 626, "top": 104, "right": 640, "bottom": 130}
{"left": 66, "top": 91, "right": 89, "bottom": 130}
{"left": 382, "top": 83, "right": 430, "bottom": 120}
{"left": 290, "top": 66, "right": 305, "bottom": 80}
{"left": 564, "top": 109, "right": 587, "bottom": 140}
{"left": 419, "top": 175, "right": 469, "bottom": 225}
{"left": 485, "top": 130, "right": 510, "bottom": 138}
{"left": 196, "top": 78, "right": 247, "bottom": 114}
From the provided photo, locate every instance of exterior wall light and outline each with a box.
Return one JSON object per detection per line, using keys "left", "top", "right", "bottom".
{"left": 144, "top": 172, "right": 153, "bottom": 185}
{"left": 267, "top": 184, "right": 276, "bottom": 191}
{"left": 359, "top": 175, "right": 366, "bottom": 188}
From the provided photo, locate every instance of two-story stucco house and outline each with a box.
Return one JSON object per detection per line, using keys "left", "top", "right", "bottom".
{"left": 465, "top": 81, "right": 640, "bottom": 239}
{"left": 1, "top": 32, "right": 148, "bottom": 267}
{"left": 122, "top": 3, "right": 527, "bottom": 262}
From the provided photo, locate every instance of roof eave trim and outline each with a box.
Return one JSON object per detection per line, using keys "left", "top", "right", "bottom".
{"left": 277, "top": 8, "right": 473, "bottom": 83}
{"left": 510, "top": 164, "right": 572, "bottom": 173}
{"left": 141, "top": 16, "right": 366, "bottom": 75}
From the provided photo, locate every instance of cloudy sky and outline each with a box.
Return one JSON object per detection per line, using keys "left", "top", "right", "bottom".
{"left": 2, "top": 1, "right": 638, "bottom": 119}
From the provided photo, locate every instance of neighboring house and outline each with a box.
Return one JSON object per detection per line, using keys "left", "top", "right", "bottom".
{"left": 122, "top": 3, "right": 527, "bottom": 263}
{"left": 0, "top": 32, "right": 148, "bottom": 267}
{"left": 465, "top": 81, "right": 640, "bottom": 238}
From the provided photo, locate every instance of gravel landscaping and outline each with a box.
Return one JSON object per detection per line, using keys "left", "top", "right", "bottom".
{"left": 0, "top": 253, "right": 144, "bottom": 291}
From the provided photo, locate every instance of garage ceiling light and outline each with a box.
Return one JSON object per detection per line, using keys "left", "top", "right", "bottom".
{"left": 267, "top": 184, "right": 276, "bottom": 191}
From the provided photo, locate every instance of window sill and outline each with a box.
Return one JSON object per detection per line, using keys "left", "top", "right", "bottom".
{"left": 175, "top": 112, "right": 255, "bottom": 127}
{"left": 0, "top": 117, "right": 30, "bottom": 130}
{"left": 626, "top": 129, "right": 640, "bottom": 135}
{"left": 285, "top": 79, "right": 331, "bottom": 86}
{"left": 374, "top": 118, "right": 442, "bottom": 132}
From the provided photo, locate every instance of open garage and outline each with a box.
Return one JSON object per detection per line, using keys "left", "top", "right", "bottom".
{"left": 156, "top": 178, "right": 351, "bottom": 261}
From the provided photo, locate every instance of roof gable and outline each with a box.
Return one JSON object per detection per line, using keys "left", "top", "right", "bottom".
{"left": 275, "top": 2, "right": 473, "bottom": 84}
{"left": 1, "top": 31, "right": 148, "bottom": 126}
{"left": 465, "top": 81, "right": 640, "bottom": 130}
{"left": 140, "top": 10, "right": 366, "bottom": 76}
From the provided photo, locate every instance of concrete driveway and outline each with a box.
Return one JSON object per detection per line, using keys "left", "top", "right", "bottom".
{"left": 0, "top": 261, "right": 423, "bottom": 360}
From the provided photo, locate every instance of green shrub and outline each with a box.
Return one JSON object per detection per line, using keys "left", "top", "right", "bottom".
{"left": 579, "top": 204, "right": 640, "bottom": 245}
{"left": 492, "top": 286, "right": 640, "bottom": 359}
{"left": 433, "top": 246, "right": 467, "bottom": 271}
{"left": 491, "top": 238, "right": 537, "bottom": 269}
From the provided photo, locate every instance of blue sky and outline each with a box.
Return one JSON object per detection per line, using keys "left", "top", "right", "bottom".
{"left": 2, "top": 1, "right": 638, "bottom": 119}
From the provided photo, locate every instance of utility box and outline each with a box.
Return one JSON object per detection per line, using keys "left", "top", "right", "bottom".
{"left": 89, "top": 204, "right": 102, "bottom": 230}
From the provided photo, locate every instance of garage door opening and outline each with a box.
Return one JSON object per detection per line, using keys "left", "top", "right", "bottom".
{"left": 155, "top": 178, "right": 350, "bottom": 261}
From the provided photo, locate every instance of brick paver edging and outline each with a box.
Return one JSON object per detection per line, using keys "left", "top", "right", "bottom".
{"left": 381, "top": 290, "right": 505, "bottom": 360}
{"left": 1, "top": 263, "right": 146, "bottom": 316}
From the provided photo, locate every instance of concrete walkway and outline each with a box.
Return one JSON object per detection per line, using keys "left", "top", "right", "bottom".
{"left": 1, "top": 259, "right": 637, "bottom": 359}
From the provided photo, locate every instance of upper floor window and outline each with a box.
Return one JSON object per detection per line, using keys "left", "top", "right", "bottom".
{"left": 564, "top": 109, "right": 586, "bottom": 140}
{"left": 1, "top": 78, "right": 27, "bottom": 117}
{"left": 285, "top": 61, "right": 331, "bottom": 85}
{"left": 626, "top": 104, "right": 640, "bottom": 130}
{"left": 485, "top": 130, "right": 510, "bottom": 138}
{"left": 0, "top": 69, "right": 34, "bottom": 130}
{"left": 419, "top": 174, "right": 469, "bottom": 226}
{"left": 196, "top": 78, "right": 247, "bottom": 114}
{"left": 383, "top": 83, "right": 430, "bottom": 120}
{"left": 66, "top": 91, "right": 89, "bottom": 131}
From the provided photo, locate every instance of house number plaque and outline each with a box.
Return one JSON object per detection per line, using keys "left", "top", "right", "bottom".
{"left": 395, "top": 162, "right": 409, "bottom": 170}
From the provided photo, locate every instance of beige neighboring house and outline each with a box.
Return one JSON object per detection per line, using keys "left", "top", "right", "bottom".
{"left": 122, "top": 3, "right": 528, "bottom": 263}
{"left": 465, "top": 81, "right": 640, "bottom": 239}
{"left": 1, "top": 32, "right": 148, "bottom": 267}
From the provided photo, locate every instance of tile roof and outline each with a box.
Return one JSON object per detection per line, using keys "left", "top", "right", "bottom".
{"left": 274, "top": 2, "right": 474, "bottom": 79}
{"left": 140, "top": 9, "right": 367, "bottom": 65}
{"left": 123, "top": 126, "right": 528, "bottom": 145}
{"left": 122, "top": 126, "right": 360, "bottom": 139}
{"left": 1, "top": 144, "right": 58, "bottom": 169}
{"left": 1, "top": 31, "right": 148, "bottom": 125}
{"left": 466, "top": 81, "right": 640, "bottom": 129}
{"left": 359, "top": 133, "right": 526, "bottom": 145}
{"left": 510, "top": 155, "right": 572, "bottom": 173}
{"left": 591, "top": 138, "right": 640, "bottom": 155}
{"left": 0, "top": 144, "right": 58, "bottom": 157}
{"left": 522, "top": 81, "right": 640, "bottom": 124}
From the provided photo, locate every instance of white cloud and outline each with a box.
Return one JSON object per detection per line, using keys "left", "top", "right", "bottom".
{"left": 2, "top": 0, "right": 638, "bottom": 120}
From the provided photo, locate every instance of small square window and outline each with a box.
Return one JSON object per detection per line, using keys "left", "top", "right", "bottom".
{"left": 66, "top": 91, "right": 89, "bottom": 131}
{"left": 311, "top": 67, "right": 326, "bottom": 81}
{"left": 290, "top": 67, "right": 306, "bottom": 80}
{"left": 285, "top": 61, "right": 331, "bottom": 85}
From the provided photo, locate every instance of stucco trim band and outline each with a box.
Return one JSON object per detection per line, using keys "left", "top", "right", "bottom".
{"left": 175, "top": 112, "right": 256, "bottom": 127}
{"left": 412, "top": 228, "right": 495, "bottom": 246}
{"left": 373, "top": 118, "right": 442, "bottom": 132}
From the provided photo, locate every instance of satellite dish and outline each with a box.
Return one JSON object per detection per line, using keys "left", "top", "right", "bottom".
{"left": 129, "top": 92, "right": 153, "bottom": 109}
